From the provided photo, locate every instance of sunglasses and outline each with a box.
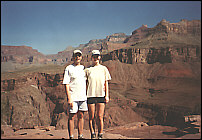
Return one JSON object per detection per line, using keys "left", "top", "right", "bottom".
{"left": 74, "top": 53, "right": 82, "bottom": 57}
{"left": 92, "top": 54, "right": 100, "bottom": 58}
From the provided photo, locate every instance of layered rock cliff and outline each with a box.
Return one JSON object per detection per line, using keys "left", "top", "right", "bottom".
{"left": 45, "top": 33, "right": 129, "bottom": 64}
{"left": 1, "top": 45, "right": 47, "bottom": 64}
{"left": 125, "top": 19, "right": 201, "bottom": 44}
{"left": 101, "top": 45, "right": 200, "bottom": 64}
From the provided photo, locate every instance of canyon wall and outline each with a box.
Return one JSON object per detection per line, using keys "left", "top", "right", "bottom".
{"left": 1, "top": 71, "right": 146, "bottom": 130}
{"left": 126, "top": 19, "right": 201, "bottom": 43}
{"left": 1, "top": 45, "right": 47, "bottom": 64}
{"left": 101, "top": 45, "right": 200, "bottom": 64}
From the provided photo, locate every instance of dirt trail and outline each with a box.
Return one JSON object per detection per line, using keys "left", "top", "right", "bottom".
{"left": 1, "top": 119, "right": 201, "bottom": 139}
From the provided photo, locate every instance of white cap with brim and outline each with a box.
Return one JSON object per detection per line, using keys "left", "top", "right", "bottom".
{"left": 73, "top": 50, "right": 82, "bottom": 55}
{"left": 92, "top": 50, "right": 100, "bottom": 55}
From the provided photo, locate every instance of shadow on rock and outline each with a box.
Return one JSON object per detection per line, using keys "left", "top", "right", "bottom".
{"left": 162, "top": 121, "right": 200, "bottom": 137}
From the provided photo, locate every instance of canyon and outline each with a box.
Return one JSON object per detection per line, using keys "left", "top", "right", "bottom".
{"left": 1, "top": 19, "right": 201, "bottom": 138}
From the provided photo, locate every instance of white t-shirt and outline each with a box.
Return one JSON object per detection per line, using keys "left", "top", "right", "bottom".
{"left": 85, "top": 64, "right": 111, "bottom": 98}
{"left": 63, "top": 64, "right": 87, "bottom": 101}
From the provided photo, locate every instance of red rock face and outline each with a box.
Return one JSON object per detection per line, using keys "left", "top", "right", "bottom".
{"left": 101, "top": 46, "right": 200, "bottom": 65}
{"left": 1, "top": 45, "right": 47, "bottom": 64}
{"left": 126, "top": 19, "right": 201, "bottom": 43}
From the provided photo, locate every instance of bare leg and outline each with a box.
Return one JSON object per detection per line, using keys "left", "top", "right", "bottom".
{"left": 96, "top": 103, "right": 105, "bottom": 134}
{"left": 88, "top": 104, "right": 96, "bottom": 134}
{"left": 68, "top": 113, "right": 76, "bottom": 138}
{"left": 77, "top": 111, "right": 84, "bottom": 136}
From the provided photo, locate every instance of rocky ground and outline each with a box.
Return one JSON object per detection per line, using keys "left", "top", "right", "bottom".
{"left": 1, "top": 116, "right": 201, "bottom": 139}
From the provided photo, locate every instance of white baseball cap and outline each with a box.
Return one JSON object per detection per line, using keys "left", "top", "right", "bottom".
{"left": 73, "top": 50, "right": 82, "bottom": 55}
{"left": 92, "top": 50, "right": 100, "bottom": 55}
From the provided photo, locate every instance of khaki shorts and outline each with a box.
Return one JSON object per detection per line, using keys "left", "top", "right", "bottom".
{"left": 68, "top": 100, "right": 88, "bottom": 114}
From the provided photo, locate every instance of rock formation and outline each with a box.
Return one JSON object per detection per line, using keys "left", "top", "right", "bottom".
{"left": 1, "top": 45, "right": 47, "bottom": 64}
{"left": 101, "top": 45, "right": 200, "bottom": 64}
{"left": 126, "top": 19, "right": 201, "bottom": 44}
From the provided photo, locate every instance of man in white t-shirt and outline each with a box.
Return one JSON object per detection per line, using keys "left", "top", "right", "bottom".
{"left": 63, "top": 50, "right": 87, "bottom": 139}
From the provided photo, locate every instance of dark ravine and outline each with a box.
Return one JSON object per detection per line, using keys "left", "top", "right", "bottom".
{"left": 1, "top": 71, "right": 146, "bottom": 129}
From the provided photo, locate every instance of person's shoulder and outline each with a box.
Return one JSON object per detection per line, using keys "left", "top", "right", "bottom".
{"left": 99, "top": 64, "right": 108, "bottom": 69}
{"left": 100, "top": 65, "right": 111, "bottom": 73}
{"left": 79, "top": 65, "right": 85, "bottom": 70}
{"left": 65, "top": 64, "right": 73, "bottom": 70}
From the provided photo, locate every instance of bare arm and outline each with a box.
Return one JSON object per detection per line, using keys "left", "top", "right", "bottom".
{"left": 65, "top": 84, "right": 73, "bottom": 108}
{"left": 104, "top": 80, "right": 109, "bottom": 103}
{"left": 86, "top": 80, "right": 88, "bottom": 95}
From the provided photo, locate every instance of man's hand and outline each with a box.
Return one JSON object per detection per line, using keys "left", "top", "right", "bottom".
{"left": 68, "top": 97, "right": 73, "bottom": 108}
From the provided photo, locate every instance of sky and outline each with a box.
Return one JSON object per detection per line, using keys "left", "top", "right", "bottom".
{"left": 1, "top": 1, "right": 201, "bottom": 55}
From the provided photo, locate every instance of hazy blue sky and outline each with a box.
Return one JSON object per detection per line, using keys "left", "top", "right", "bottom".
{"left": 1, "top": 1, "right": 201, "bottom": 55}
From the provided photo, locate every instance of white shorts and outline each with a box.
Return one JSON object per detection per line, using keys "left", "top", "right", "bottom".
{"left": 68, "top": 100, "right": 88, "bottom": 114}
